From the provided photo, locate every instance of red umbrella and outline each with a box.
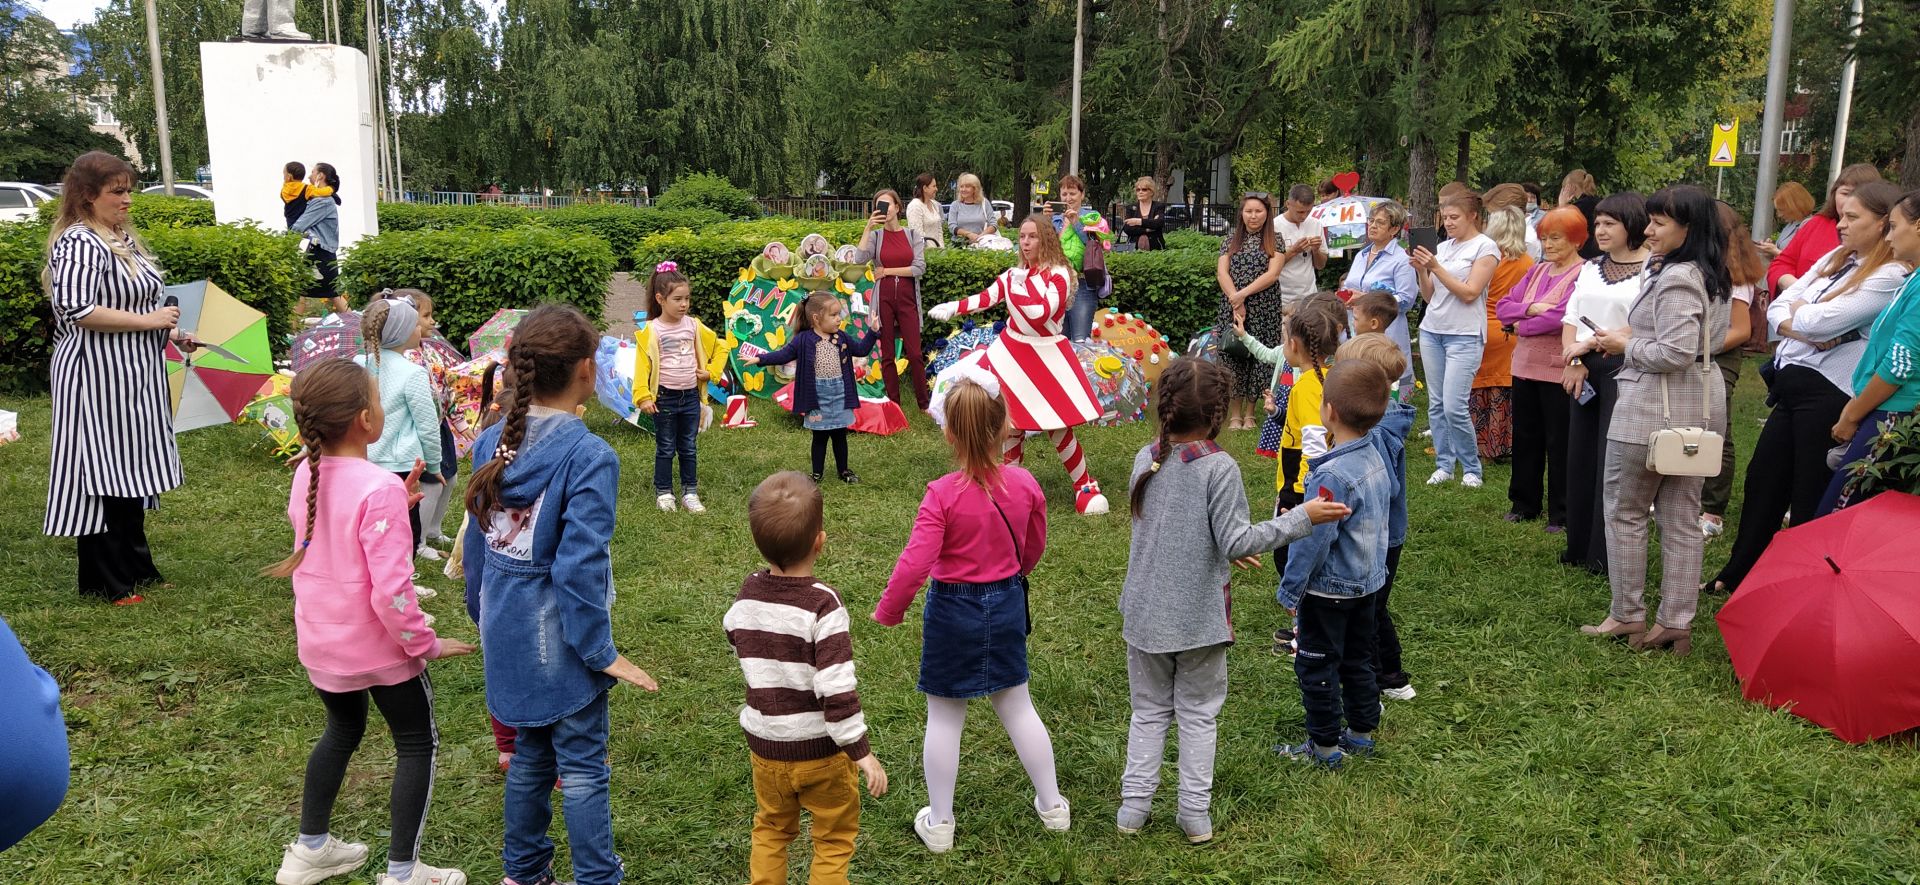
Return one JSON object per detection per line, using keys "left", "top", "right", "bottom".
{"left": 1716, "top": 491, "right": 1920, "bottom": 743}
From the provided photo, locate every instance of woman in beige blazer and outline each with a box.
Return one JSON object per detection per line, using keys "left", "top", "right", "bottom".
{"left": 1580, "top": 185, "right": 1731, "bottom": 656}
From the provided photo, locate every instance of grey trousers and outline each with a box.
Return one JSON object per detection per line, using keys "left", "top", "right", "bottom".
{"left": 1604, "top": 442, "right": 1705, "bottom": 630}
{"left": 241, "top": 0, "right": 294, "bottom": 35}
{"left": 1121, "top": 643, "right": 1227, "bottom": 816}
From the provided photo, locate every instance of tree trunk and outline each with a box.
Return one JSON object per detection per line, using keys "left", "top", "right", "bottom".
{"left": 1904, "top": 102, "right": 1920, "bottom": 190}
{"left": 1012, "top": 0, "right": 1032, "bottom": 222}
{"left": 1454, "top": 130, "right": 1471, "bottom": 184}
{"left": 1407, "top": 0, "right": 1438, "bottom": 226}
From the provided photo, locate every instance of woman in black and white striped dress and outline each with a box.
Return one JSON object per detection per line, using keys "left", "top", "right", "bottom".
{"left": 42, "top": 151, "right": 195, "bottom": 604}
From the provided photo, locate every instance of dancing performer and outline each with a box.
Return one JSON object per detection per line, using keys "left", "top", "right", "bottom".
{"left": 931, "top": 217, "right": 1110, "bottom": 515}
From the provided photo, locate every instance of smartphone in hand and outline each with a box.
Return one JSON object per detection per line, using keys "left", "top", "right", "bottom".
{"left": 1579, "top": 315, "right": 1601, "bottom": 333}
{"left": 1407, "top": 226, "right": 1440, "bottom": 254}
{"left": 874, "top": 199, "right": 891, "bottom": 217}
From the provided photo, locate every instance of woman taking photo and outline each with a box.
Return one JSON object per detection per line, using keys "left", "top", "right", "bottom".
{"left": 1046, "top": 174, "right": 1109, "bottom": 341}
{"left": 1759, "top": 181, "right": 1816, "bottom": 258}
{"left": 1412, "top": 190, "right": 1500, "bottom": 487}
{"left": 853, "top": 188, "right": 932, "bottom": 411}
{"left": 1215, "top": 192, "right": 1283, "bottom": 430}
{"left": 1698, "top": 203, "right": 1764, "bottom": 538}
{"left": 1340, "top": 200, "right": 1418, "bottom": 390}
{"left": 906, "top": 173, "right": 946, "bottom": 248}
{"left": 1821, "top": 187, "right": 1920, "bottom": 514}
{"left": 1709, "top": 180, "right": 1908, "bottom": 592}
{"left": 1767, "top": 163, "right": 1882, "bottom": 292}
{"left": 291, "top": 162, "right": 348, "bottom": 315}
{"left": 1559, "top": 192, "right": 1650, "bottom": 574}
{"left": 1469, "top": 206, "right": 1536, "bottom": 463}
{"left": 1495, "top": 206, "right": 1589, "bottom": 529}
{"left": 1581, "top": 185, "right": 1730, "bottom": 655}
{"left": 947, "top": 173, "right": 998, "bottom": 246}
{"left": 42, "top": 151, "right": 197, "bottom": 604}
{"left": 1120, "top": 177, "right": 1166, "bottom": 251}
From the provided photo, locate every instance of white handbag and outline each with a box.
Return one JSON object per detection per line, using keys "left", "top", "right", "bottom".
{"left": 1645, "top": 313, "right": 1724, "bottom": 476}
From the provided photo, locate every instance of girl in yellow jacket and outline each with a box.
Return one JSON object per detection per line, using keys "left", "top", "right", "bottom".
{"left": 633, "top": 262, "right": 730, "bottom": 513}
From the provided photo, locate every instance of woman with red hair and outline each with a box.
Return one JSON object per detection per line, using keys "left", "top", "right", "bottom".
{"left": 1766, "top": 164, "right": 1881, "bottom": 292}
{"left": 1495, "top": 206, "right": 1588, "bottom": 529}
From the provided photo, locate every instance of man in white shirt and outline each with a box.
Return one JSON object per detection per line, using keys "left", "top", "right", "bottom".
{"left": 1273, "top": 184, "right": 1329, "bottom": 312}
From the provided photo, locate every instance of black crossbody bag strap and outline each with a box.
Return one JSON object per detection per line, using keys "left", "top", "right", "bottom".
{"left": 986, "top": 491, "right": 1032, "bottom": 636}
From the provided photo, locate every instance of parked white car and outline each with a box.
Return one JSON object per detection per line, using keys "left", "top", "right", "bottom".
{"left": 142, "top": 184, "right": 216, "bottom": 200}
{"left": 0, "top": 182, "right": 56, "bottom": 223}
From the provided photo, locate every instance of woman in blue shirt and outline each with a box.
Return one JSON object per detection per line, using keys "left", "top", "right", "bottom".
{"left": 1340, "top": 201, "right": 1418, "bottom": 391}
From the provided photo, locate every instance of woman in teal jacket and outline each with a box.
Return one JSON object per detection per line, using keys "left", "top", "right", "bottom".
{"left": 1821, "top": 188, "right": 1920, "bottom": 514}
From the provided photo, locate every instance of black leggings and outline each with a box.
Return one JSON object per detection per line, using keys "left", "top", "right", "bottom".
{"left": 810, "top": 429, "right": 849, "bottom": 476}
{"left": 1372, "top": 545, "right": 1407, "bottom": 688}
{"left": 301, "top": 672, "right": 438, "bottom": 863}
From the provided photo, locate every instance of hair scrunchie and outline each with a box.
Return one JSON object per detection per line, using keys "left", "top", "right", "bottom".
{"left": 655, "top": 260, "right": 679, "bottom": 274}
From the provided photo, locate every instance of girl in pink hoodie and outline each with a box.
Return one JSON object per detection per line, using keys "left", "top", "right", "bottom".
{"left": 263, "top": 358, "right": 476, "bottom": 885}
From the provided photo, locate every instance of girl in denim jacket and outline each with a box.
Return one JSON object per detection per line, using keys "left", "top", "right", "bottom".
{"left": 464, "top": 305, "right": 661, "bottom": 885}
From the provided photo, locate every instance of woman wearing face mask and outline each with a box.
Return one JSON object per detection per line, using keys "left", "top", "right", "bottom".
{"left": 1767, "top": 163, "right": 1883, "bottom": 293}
{"left": 1411, "top": 189, "right": 1501, "bottom": 488}
{"left": 1581, "top": 185, "right": 1731, "bottom": 656}
{"left": 1821, "top": 187, "right": 1920, "bottom": 513}
{"left": 1708, "top": 180, "right": 1907, "bottom": 593}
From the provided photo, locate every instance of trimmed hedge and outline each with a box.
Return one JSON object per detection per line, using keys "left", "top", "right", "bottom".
{"left": 655, "top": 172, "right": 761, "bottom": 219}
{"left": 35, "top": 194, "right": 218, "bottom": 229}
{"left": 0, "top": 221, "right": 309, "bottom": 394}
{"left": 373, "top": 203, "right": 728, "bottom": 270}
{"left": 375, "top": 202, "right": 529, "bottom": 232}
{"left": 338, "top": 226, "right": 615, "bottom": 349}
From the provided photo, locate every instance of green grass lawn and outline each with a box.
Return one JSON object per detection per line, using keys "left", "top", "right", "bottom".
{"left": 2, "top": 365, "right": 1917, "bottom": 884}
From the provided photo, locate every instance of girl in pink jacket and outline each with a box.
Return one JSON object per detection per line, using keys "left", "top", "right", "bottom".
{"left": 263, "top": 358, "right": 476, "bottom": 885}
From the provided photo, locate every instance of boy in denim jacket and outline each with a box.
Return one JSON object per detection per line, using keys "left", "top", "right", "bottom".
{"left": 1275, "top": 359, "right": 1395, "bottom": 770}
{"left": 1337, "top": 334, "right": 1418, "bottom": 700}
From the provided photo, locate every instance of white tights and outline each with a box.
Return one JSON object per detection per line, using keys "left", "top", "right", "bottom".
{"left": 922, "top": 683, "right": 1063, "bottom": 825}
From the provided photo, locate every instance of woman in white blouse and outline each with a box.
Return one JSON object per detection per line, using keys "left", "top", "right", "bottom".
{"left": 1708, "top": 180, "right": 1910, "bottom": 593}
{"left": 906, "top": 173, "right": 945, "bottom": 248}
{"left": 1557, "top": 192, "right": 1649, "bottom": 574}
{"left": 1411, "top": 190, "right": 1500, "bottom": 488}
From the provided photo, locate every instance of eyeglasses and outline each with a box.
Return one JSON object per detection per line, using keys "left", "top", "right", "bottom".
{"left": 1243, "top": 191, "right": 1271, "bottom": 202}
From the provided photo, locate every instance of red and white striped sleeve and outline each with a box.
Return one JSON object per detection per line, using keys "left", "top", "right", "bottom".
{"left": 956, "top": 268, "right": 1016, "bottom": 316}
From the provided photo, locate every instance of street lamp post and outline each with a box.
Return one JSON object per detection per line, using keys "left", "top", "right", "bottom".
{"left": 1752, "top": 0, "right": 1794, "bottom": 239}
{"left": 142, "top": 0, "right": 174, "bottom": 194}
{"left": 1068, "top": 0, "right": 1084, "bottom": 177}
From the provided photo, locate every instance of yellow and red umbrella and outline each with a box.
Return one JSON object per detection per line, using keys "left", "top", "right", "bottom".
{"left": 162, "top": 280, "right": 275, "bottom": 433}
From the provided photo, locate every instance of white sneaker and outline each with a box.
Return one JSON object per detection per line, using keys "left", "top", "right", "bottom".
{"left": 1382, "top": 684, "right": 1417, "bottom": 701}
{"left": 681, "top": 493, "right": 706, "bottom": 514}
{"left": 416, "top": 544, "right": 443, "bottom": 562}
{"left": 913, "top": 806, "right": 954, "bottom": 853}
{"left": 1461, "top": 474, "right": 1483, "bottom": 489}
{"left": 1426, "top": 469, "right": 1453, "bottom": 486}
{"left": 655, "top": 493, "right": 677, "bottom": 512}
{"left": 374, "top": 862, "right": 468, "bottom": 885}
{"left": 1035, "top": 796, "right": 1071, "bottom": 832}
{"left": 411, "top": 584, "right": 437, "bottom": 600}
{"left": 421, "top": 612, "right": 436, "bottom": 628}
{"left": 275, "top": 836, "right": 369, "bottom": 885}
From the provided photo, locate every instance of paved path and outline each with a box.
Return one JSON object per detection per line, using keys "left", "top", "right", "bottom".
{"left": 604, "top": 271, "right": 646, "bottom": 339}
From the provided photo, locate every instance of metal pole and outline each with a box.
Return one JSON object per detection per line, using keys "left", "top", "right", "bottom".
{"left": 1752, "top": 0, "right": 1794, "bottom": 240}
{"left": 1068, "top": 0, "right": 1084, "bottom": 176}
{"left": 1717, "top": 168, "right": 1725, "bottom": 201}
{"left": 383, "top": 0, "right": 403, "bottom": 198}
{"left": 1829, "top": 0, "right": 1863, "bottom": 186}
{"left": 142, "top": 0, "right": 174, "bottom": 193}
{"left": 364, "top": 0, "right": 388, "bottom": 199}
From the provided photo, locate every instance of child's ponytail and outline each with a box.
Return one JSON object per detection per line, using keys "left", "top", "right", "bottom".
{"left": 262, "top": 359, "right": 375, "bottom": 577}
{"left": 465, "top": 304, "right": 598, "bottom": 518}
{"left": 1129, "top": 358, "right": 1230, "bottom": 519}
{"left": 943, "top": 377, "right": 1007, "bottom": 490}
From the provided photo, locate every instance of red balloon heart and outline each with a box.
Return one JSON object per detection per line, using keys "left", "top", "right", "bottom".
{"left": 1332, "top": 172, "right": 1360, "bottom": 196}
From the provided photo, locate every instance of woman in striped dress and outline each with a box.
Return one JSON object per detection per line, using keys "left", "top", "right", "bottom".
{"left": 41, "top": 151, "right": 192, "bottom": 604}
{"left": 930, "top": 217, "right": 1110, "bottom": 514}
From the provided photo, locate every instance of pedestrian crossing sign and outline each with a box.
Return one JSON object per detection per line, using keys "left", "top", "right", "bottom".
{"left": 1710, "top": 120, "right": 1739, "bottom": 168}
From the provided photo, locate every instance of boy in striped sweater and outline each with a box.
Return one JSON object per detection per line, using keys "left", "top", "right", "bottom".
{"left": 725, "top": 472, "right": 888, "bottom": 885}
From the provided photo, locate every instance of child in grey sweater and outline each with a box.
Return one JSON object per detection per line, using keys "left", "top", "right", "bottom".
{"left": 1117, "top": 359, "right": 1349, "bottom": 843}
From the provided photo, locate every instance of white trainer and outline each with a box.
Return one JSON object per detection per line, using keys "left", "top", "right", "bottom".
{"left": 411, "top": 584, "right": 437, "bottom": 600}
{"left": 275, "top": 836, "right": 369, "bottom": 885}
{"left": 655, "top": 493, "right": 677, "bottom": 512}
{"left": 681, "top": 493, "right": 706, "bottom": 514}
{"left": 913, "top": 806, "right": 954, "bottom": 853}
{"left": 415, "top": 544, "right": 443, "bottom": 562}
{"left": 1461, "top": 474, "right": 1483, "bottom": 489}
{"left": 1036, "top": 796, "right": 1071, "bottom": 832}
{"left": 1425, "top": 469, "right": 1453, "bottom": 486}
{"left": 1382, "top": 684, "right": 1417, "bottom": 701}
{"left": 374, "top": 862, "right": 468, "bottom": 885}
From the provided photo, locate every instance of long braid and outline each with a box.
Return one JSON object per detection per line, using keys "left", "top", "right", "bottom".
{"left": 463, "top": 304, "right": 600, "bottom": 519}
{"left": 362, "top": 299, "right": 391, "bottom": 373}
{"left": 262, "top": 359, "right": 370, "bottom": 578}
{"left": 1130, "top": 358, "right": 1230, "bottom": 518}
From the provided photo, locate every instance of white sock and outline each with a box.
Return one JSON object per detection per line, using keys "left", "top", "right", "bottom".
{"left": 386, "top": 859, "right": 415, "bottom": 882}
{"left": 297, "top": 832, "right": 329, "bottom": 851}
{"left": 988, "top": 684, "right": 1063, "bottom": 811}
{"left": 922, "top": 696, "right": 967, "bottom": 825}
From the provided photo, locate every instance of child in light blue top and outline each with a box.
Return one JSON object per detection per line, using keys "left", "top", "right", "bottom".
{"left": 356, "top": 297, "right": 441, "bottom": 549}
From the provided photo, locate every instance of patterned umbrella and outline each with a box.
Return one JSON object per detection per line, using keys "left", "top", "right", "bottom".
{"left": 469, "top": 309, "right": 528, "bottom": 359}
{"left": 445, "top": 349, "right": 507, "bottom": 457}
{"left": 1073, "top": 339, "right": 1149, "bottom": 426}
{"left": 162, "top": 280, "right": 275, "bottom": 433}
{"left": 290, "top": 313, "right": 362, "bottom": 373}
{"left": 1307, "top": 195, "right": 1392, "bottom": 254}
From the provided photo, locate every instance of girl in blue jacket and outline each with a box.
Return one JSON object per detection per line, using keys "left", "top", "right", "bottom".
{"left": 745, "top": 292, "right": 880, "bottom": 483}
{"left": 464, "top": 304, "right": 660, "bottom": 885}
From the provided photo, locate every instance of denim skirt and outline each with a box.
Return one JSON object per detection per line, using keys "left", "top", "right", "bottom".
{"left": 804, "top": 376, "right": 854, "bottom": 431}
{"left": 917, "top": 575, "right": 1030, "bottom": 699}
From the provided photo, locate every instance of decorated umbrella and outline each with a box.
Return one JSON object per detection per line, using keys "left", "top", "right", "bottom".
{"left": 407, "top": 335, "right": 468, "bottom": 401}
{"left": 928, "top": 320, "right": 1003, "bottom": 377}
{"left": 1307, "top": 195, "right": 1392, "bottom": 255}
{"left": 594, "top": 334, "right": 644, "bottom": 427}
{"left": 290, "top": 313, "right": 362, "bottom": 373}
{"left": 1716, "top": 492, "right": 1920, "bottom": 743}
{"left": 1088, "top": 309, "right": 1171, "bottom": 386}
{"left": 162, "top": 280, "right": 275, "bottom": 433}
{"left": 444, "top": 350, "right": 507, "bottom": 456}
{"left": 1073, "top": 339, "right": 1149, "bottom": 426}
{"left": 469, "top": 308, "right": 528, "bottom": 359}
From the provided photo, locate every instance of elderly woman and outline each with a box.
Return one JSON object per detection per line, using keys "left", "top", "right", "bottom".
{"left": 1822, "top": 187, "right": 1920, "bottom": 513}
{"left": 1767, "top": 163, "right": 1882, "bottom": 292}
{"left": 42, "top": 151, "right": 198, "bottom": 604}
{"left": 1339, "top": 200, "right": 1418, "bottom": 390}
{"left": 1495, "top": 206, "right": 1589, "bottom": 529}
{"left": 853, "top": 188, "right": 932, "bottom": 410}
{"left": 1120, "top": 176, "right": 1166, "bottom": 251}
{"left": 1411, "top": 189, "right": 1501, "bottom": 487}
{"left": 946, "top": 173, "right": 999, "bottom": 246}
{"left": 1580, "top": 185, "right": 1731, "bottom": 656}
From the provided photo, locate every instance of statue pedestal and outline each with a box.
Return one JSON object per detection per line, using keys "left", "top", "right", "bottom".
{"left": 199, "top": 42, "right": 379, "bottom": 249}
